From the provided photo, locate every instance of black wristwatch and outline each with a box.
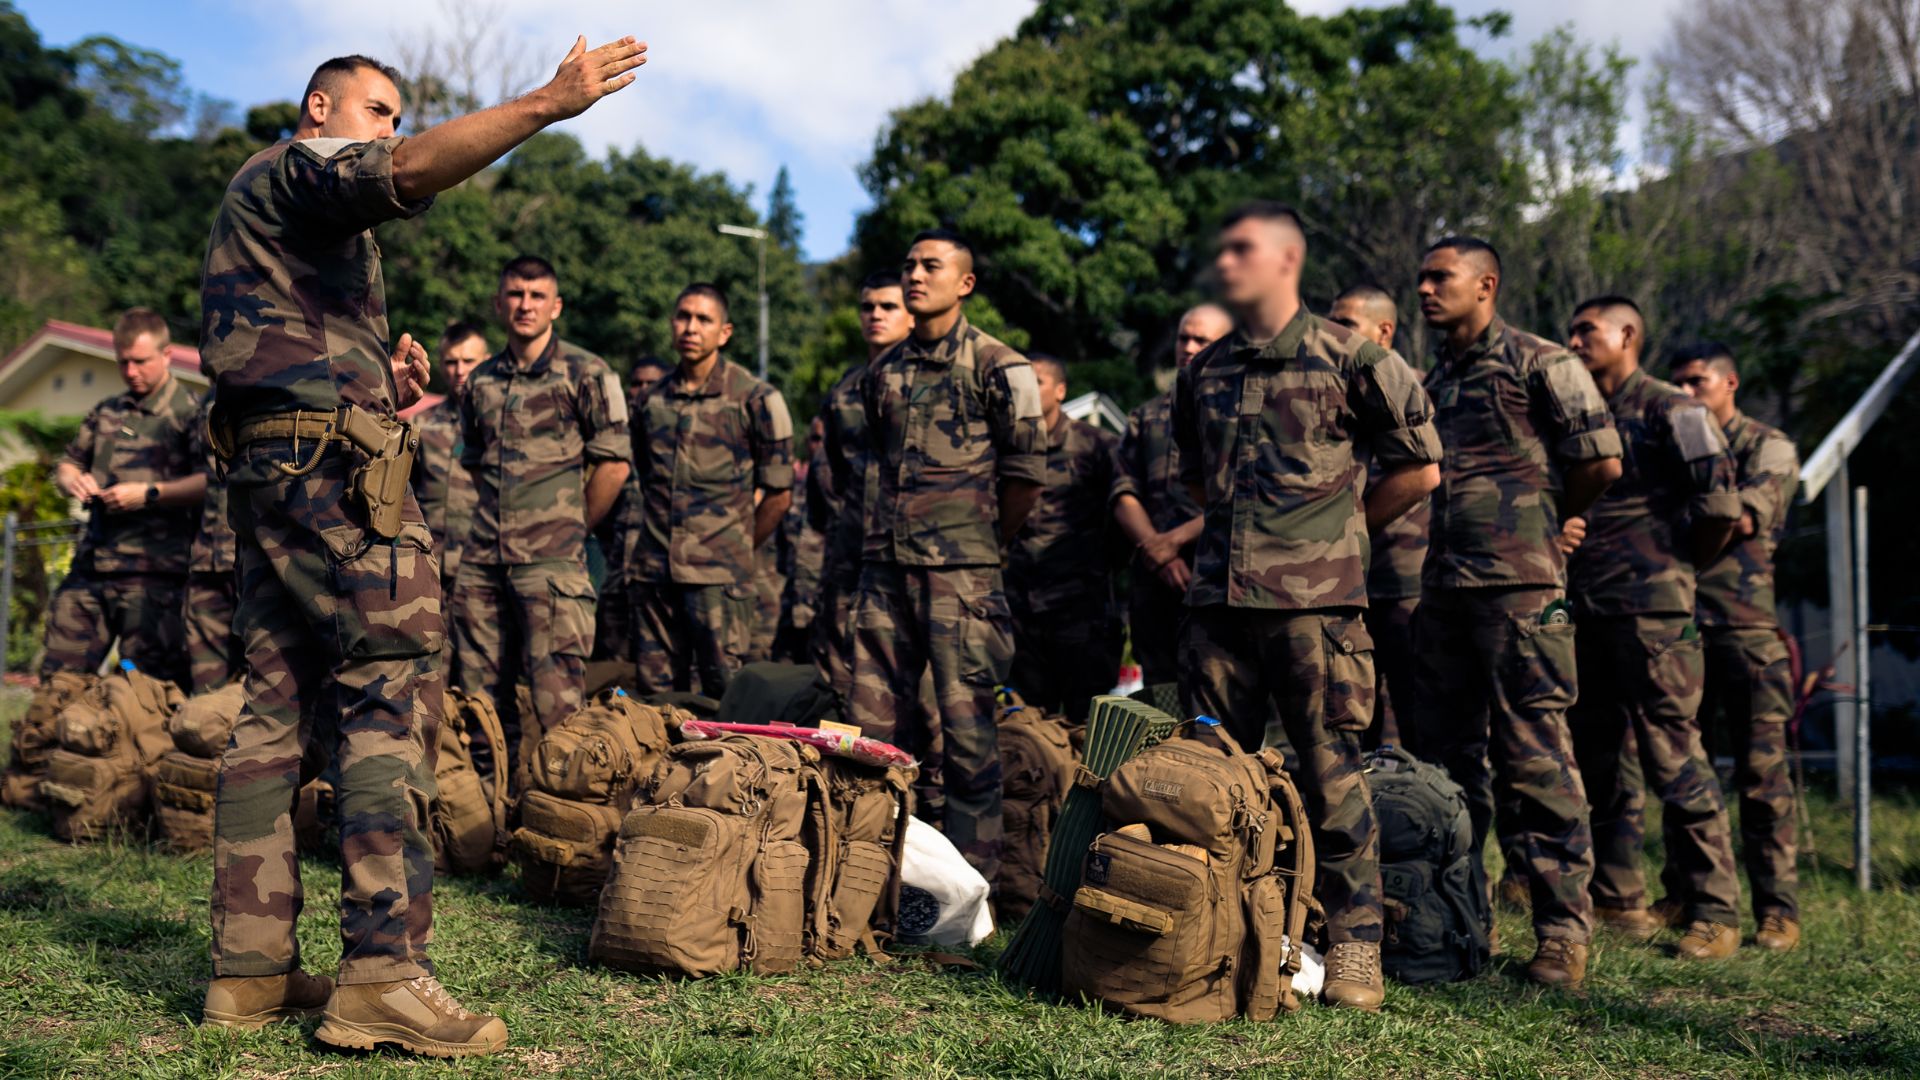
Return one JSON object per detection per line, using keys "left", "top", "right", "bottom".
{"left": 145, "top": 484, "right": 160, "bottom": 507}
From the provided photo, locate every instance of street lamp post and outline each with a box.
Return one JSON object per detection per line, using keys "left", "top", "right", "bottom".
{"left": 717, "top": 223, "right": 770, "bottom": 381}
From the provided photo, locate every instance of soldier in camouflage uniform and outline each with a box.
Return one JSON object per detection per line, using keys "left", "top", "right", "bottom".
{"left": 1173, "top": 203, "right": 1441, "bottom": 1012}
{"left": 772, "top": 418, "right": 827, "bottom": 662}
{"left": 198, "top": 44, "right": 645, "bottom": 1055}
{"left": 455, "top": 256, "right": 632, "bottom": 777}
{"left": 185, "top": 388, "right": 240, "bottom": 694}
{"left": 1403, "top": 237, "right": 1623, "bottom": 988}
{"left": 1672, "top": 342, "right": 1803, "bottom": 951}
{"left": 631, "top": 284, "right": 794, "bottom": 698}
{"left": 1005, "top": 355, "right": 1125, "bottom": 724}
{"left": 409, "top": 322, "right": 487, "bottom": 683}
{"left": 846, "top": 231, "right": 1046, "bottom": 880}
{"left": 1561, "top": 298, "right": 1744, "bottom": 959}
{"left": 1327, "top": 284, "right": 1427, "bottom": 750}
{"left": 1111, "top": 304, "right": 1229, "bottom": 688}
{"left": 596, "top": 357, "right": 670, "bottom": 663}
{"left": 46, "top": 308, "right": 203, "bottom": 690}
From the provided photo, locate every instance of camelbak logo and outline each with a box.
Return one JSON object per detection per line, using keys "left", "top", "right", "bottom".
{"left": 1144, "top": 779, "right": 1184, "bottom": 802}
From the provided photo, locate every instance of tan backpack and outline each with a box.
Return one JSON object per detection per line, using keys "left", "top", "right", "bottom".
{"left": 432, "top": 689, "right": 511, "bottom": 875}
{"left": 995, "top": 704, "right": 1077, "bottom": 926}
{"left": 42, "top": 666, "right": 184, "bottom": 842}
{"left": 589, "top": 734, "right": 818, "bottom": 976}
{"left": 805, "top": 755, "right": 916, "bottom": 961}
{"left": 511, "top": 690, "right": 672, "bottom": 904}
{"left": 2, "top": 671, "right": 97, "bottom": 811}
{"left": 1061, "top": 720, "right": 1316, "bottom": 1024}
{"left": 152, "top": 682, "right": 247, "bottom": 851}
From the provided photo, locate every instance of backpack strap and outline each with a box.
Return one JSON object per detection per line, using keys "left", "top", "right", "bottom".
{"left": 802, "top": 762, "right": 836, "bottom": 961}
{"left": 457, "top": 691, "right": 513, "bottom": 836}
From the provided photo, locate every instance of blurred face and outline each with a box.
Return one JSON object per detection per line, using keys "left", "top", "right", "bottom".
{"left": 1034, "top": 364, "right": 1067, "bottom": 423}
{"left": 1672, "top": 359, "right": 1738, "bottom": 415}
{"left": 1174, "top": 307, "right": 1232, "bottom": 366}
{"left": 306, "top": 68, "right": 403, "bottom": 140}
{"left": 631, "top": 363, "right": 670, "bottom": 394}
{"left": 858, "top": 285, "right": 911, "bottom": 349}
{"left": 495, "top": 274, "right": 563, "bottom": 343}
{"left": 902, "top": 241, "right": 974, "bottom": 318}
{"left": 439, "top": 333, "right": 490, "bottom": 396}
{"left": 117, "top": 333, "right": 170, "bottom": 397}
{"left": 1567, "top": 306, "right": 1635, "bottom": 375}
{"left": 1416, "top": 247, "right": 1495, "bottom": 331}
{"left": 807, "top": 417, "right": 825, "bottom": 459}
{"left": 1328, "top": 298, "right": 1396, "bottom": 350}
{"left": 1213, "top": 218, "right": 1302, "bottom": 310}
{"left": 672, "top": 294, "right": 733, "bottom": 364}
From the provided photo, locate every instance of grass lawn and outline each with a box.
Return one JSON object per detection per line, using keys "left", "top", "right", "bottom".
{"left": 2, "top": 688, "right": 1917, "bottom": 1078}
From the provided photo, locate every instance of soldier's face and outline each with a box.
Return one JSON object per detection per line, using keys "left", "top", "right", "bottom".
{"left": 631, "top": 363, "right": 670, "bottom": 394}
{"left": 1034, "top": 364, "right": 1067, "bottom": 422}
{"left": 1416, "top": 248, "right": 1492, "bottom": 330}
{"left": 439, "top": 334, "right": 490, "bottom": 396}
{"left": 902, "top": 241, "right": 974, "bottom": 318}
{"left": 496, "top": 274, "right": 563, "bottom": 342}
{"left": 672, "top": 295, "right": 733, "bottom": 363}
{"left": 1174, "top": 308, "right": 1231, "bottom": 366}
{"left": 307, "top": 69, "right": 403, "bottom": 141}
{"left": 116, "top": 333, "right": 169, "bottom": 396}
{"left": 1567, "top": 309, "right": 1631, "bottom": 372}
{"left": 1328, "top": 298, "right": 1396, "bottom": 350}
{"left": 1673, "top": 360, "right": 1738, "bottom": 414}
{"left": 1214, "top": 219, "right": 1302, "bottom": 310}
{"left": 807, "top": 418, "right": 825, "bottom": 459}
{"left": 858, "top": 286, "right": 911, "bottom": 349}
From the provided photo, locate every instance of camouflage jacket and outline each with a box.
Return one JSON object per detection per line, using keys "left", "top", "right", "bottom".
{"left": 1696, "top": 411, "right": 1798, "bottom": 628}
{"left": 633, "top": 356, "right": 794, "bottom": 586}
{"left": 816, "top": 360, "right": 868, "bottom": 591}
{"left": 1008, "top": 415, "right": 1125, "bottom": 614}
{"left": 200, "top": 137, "right": 433, "bottom": 485}
{"left": 410, "top": 395, "right": 475, "bottom": 582}
{"left": 1569, "top": 369, "right": 1740, "bottom": 617}
{"left": 187, "top": 393, "right": 236, "bottom": 575}
{"left": 859, "top": 316, "right": 1047, "bottom": 567}
{"left": 460, "top": 335, "right": 631, "bottom": 566}
{"left": 1114, "top": 387, "right": 1204, "bottom": 540}
{"left": 779, "top": 460, "right": 826, "bottom": 625}
{"left": 66, "top": 375, "right": 203, "bottom": 575}
{"left": 1423, "top": 317, "right": 1623, "bottom": 591}
{"left": 1173, "top": 310, "right": 1442, "bottom": 611}
{"left": 1367, "top": 459, "right": 1430, "bottom": 602}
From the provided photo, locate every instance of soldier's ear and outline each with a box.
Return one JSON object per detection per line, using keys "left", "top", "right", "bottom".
{"left": 305, "top": 89, "right": 330, "bottom": 129}
{"left": 552, "top": 295, "right": 564, "bottom": 321}
{"left": 957, "top": 271, "right": 976, "bottom": 301}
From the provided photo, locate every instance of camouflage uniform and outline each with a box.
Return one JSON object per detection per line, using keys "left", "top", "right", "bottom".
{"left": 185, "top": 394, "right": 241, "bottom": 693}
{"left": 749, "top": 537, "right": 785, "bottom": 663}
{"left": 43, "top": 372, "right": 200, "bottom": 689}
{"left": 773, "top": 457, "right": 825, "bottom": 661}
{"left": 847, "top": 316, "right": 1046, "bottom": 878}
{"left": 410, "top": 394, "right": 474, "bottom": 682}
{"left": 813, "top": 361, "right": 868, "bottom": 695}
{"left": 631, "top": 356, "right": 793, "bottom": 698}
{"left": 201, "top": 136, "right": 439, "bottom": 984}
{"left": 1364, "top": 462, "right": 1427, "bottom": 750}
{"left": 1172, "top": 311, "right": 1441, "bottom": 946}
{"left": 597, "top": 381, "right": 653, "bottom": 664}
{"left": 454, "top": 335, "right": 630, "bottom": 768}
{"left": 1114, "top": 388, "right": 1202, "bottom": 687}
{"left": 1402, "top": 317, "right": 1621, "bottom": 946}
{"left": 1007, "top": 414, "right": 1125, "bottom": 724}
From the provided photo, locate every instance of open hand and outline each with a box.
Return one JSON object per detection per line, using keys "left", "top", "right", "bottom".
{"left": 391, "top": 333, "right": 430, "bottom": 409}
{"left": 542, "top": 36, "right": 648, "bottom": 120}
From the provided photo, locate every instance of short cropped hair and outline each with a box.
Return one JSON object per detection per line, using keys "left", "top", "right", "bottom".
{"left": 1425, "top": 235, "right": 1503, "bottom": 280}
{"left": 1670, "top": 340, "right": 1739, "bottom": 377}
{"left": 303, "top": 55, "right": 403, "bottom": 106}
{"left": 1573, "top": 294, "right": 1644, "bottom": 320}
{"left": 1027, "top": 353, "right": 1067, "bottom": 384}
{"left": 859, "top": 271, "right": 904, "bottom": 294}
{"left": 1220, "top": 200, "right": 1306, "bottom": 238}
{"left": 440, "top": 320, "right": 489, "bottom": 349}
{"left": 909, "top": 228, "right": 975, "bottom": 264}
{"left": 112, "top": 308, "right": 170, "bottom": 350}
{"left": 500, "top": 255, "right": 560, "bottom": 289}
{"left": 677, "top": 282, "right": 732, "bottom": 320}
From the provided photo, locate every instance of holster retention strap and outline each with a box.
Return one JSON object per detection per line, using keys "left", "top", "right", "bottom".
{"left": 230, "top": 406, "right": 419, "bottom": 540}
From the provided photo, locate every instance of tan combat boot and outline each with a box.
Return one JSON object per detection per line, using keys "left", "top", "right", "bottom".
{"left": 202, "top": 970, "right": 334, "bottom": 1029}
{"left": 1595, "top": 905, "right": 1665, "bottom": 943}
{"left": 1648, "top": 896, "right": 1685, "bottom": 929}
{"left": 1496, "top": 872, "right": 1531, "bottom": 913}
{"left": 1322, "top": 941, "right": 1385, "bottom": 1011}
{"left": 1674, "top": 920, "right": 1739, "bottom": 959}
{"left": 1754, "top": 913, "right": 1802, "bottom": 952}
{"left": 1524, "top": 938, "right": 1588, "bottom": 988}
{"left": 315, "top": 976, "right": 508, "bottom": 1058}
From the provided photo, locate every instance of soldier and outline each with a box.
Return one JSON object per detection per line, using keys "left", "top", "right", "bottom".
{"left": 1563, "top": 298, "right": 1744, "bottom": 959}
{"left": 1111, "top": 304, "right": 1230, "bottom": 689}
{"left": 1326, "top": 284, "right": 1425, "bottom": 750}
{"left": 410, "top": 321, "right": 488, "bottom": 681}
{"left": 199, "top": 42, "right": 645, "bottom": 1056}
{"left": 815, "top": 273, "right": 913, "bottom": 695}
{"left": 595, "top": 357, "right": 671, "bottom": 663}
{"left": 772, "top": 417, "right": 827, "bottom": 662}
{"left": 186, "top": 386, "right": 240, "bottom": 695}
{"left": 1005, "top": 355, "right": 1125, "bottom": 723}
{"left": 46, "top": 307, "right": 204, "bottom": 690}
{"left": 1173, "top": 202, "right": 1442, "bottom": 1011}
{"left": 1671, "top": 341, "right": 1803, "bottom": 951}
{"left": 454, "top": 255, "right": 632, "bottom": 775}
{"left": 848, "top": 230, "right": 1046, "bottom": 880}
{"left": 631, "top": 283, "right": 794, "bottom": 698}
{"left": 1403, "top": 236, "right": 1623, "bottom": 988}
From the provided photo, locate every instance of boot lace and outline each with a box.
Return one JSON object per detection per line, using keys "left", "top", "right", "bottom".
{"left": 1684, "top": 919, "right": 1729, "bottom": 943}
{"left": 1327, "top": 942, "right": 1379, "bottom": 985}
{"left": 1759, "top": 913, "right": 1794, "bottom": 936}
{"left": 407, "top": 976, "right": 476, "bottom": 1020}
{"left": 1534, "top": 938, "right": 1578, "bottom": 966}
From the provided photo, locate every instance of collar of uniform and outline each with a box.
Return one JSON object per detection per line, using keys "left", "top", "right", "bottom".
{"left": 668, "top": 355, "right": 733, "bottom": 399}
{"left": 1045, "top": 411, "right": 1071, "bottom": 450}
{"left": 1608, "top": 365, "right": 1648, "bottom": 407}
{"left": 1436, "top": 315, "right": 1506, "bottom": 369}
{"left": 128, "top": 374, "right": 177, "bottom": 416}
{"left": 900, "top": 314, "right": 970, "bottom": 367}
{"left": 1227, "top": 307, "right": 1312, "bottom": 366}
{"left": 498, "top": 334, "right": 562, "bottom": 376}
{"left": 1723, "top": 408, "right": 1750, "bottom": 440}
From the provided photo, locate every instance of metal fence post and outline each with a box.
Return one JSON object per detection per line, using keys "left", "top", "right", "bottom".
{"left": 0, "top": 512, "right": 15, "bottom": 682}
{"left": 1854, "top": 485, "right": 1871, "bottom": 891}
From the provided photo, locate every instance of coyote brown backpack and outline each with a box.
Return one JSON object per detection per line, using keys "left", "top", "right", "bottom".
{"left": 995, "top": 703, "right": 1075, "bottom": 926}
{"left": 42, "top": 665, "right": 184, "bottom": 842}
{"left": 431, "top": 689, "right": 511, "bottom": 875}
{"left": 1061, "top": 720, "right": 1316, "bottom": 1024}
{"left": 805, "top": 755, "right": 915, "bottom": 961}
{"left": 153, "top": 683, "right": 247, "bottom": 851}
{"left": 511, "top": 689, "right": 671, "bottom": 904}
{"left": 589, "top": 734, "right": 818, "bottom": 976}
{"left": 2, "top": 671, "right": 97, "bottom": 811}
{"left": 1367, "top": 745, "right": 1491, "bottom": 984}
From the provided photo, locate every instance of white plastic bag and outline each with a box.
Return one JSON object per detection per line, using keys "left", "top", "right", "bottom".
{"left": 895, "top": 816, "right": 995, "bottom": 947}
{"left": 1296, "top": 942, "right": 1325, "bottom": 1000}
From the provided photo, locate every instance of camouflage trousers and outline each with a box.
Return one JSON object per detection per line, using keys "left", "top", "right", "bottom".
{"left": 632, "top": 579, "right": 751, "bottom": 700}
{"left": 811, "top": 574, "right": 859, "bottom": 697}
{"left": 591, "top": 552, "right": 635, "bottom": 666}
{"left": 1365, "top": 594, "right": 1419, "bottom": 751}
{"left": 1126, "top": 570, "right": 1187, "bottom": 688}
{"left": 212, "top": 445, "right": 440, "bottom": 985}
{"left": 1180, "top": 605, "right": 1383, "bottom": 945}
{"left": 451, "top": 560, "right": 594, "bottom": 779}
{"left": 1009, "top": 595, "right": 1122, "bottom": 727}
{"left": 41, "top": 570, "right": 188, "bottom": 687}
{"left": 1404, "top": 586, "right": 1594, "bottom": 944}
{"left": 850, "top": 562, "right": 1010, "bottom": 882}
{"left": 1570, "top": 614, "right": 1740, "bottom": 926}
{"left": 185, "top": 569, "right": 241, "bottom": 694}
{"left": 749, "top": 555, "right": 784, "bottom": 664}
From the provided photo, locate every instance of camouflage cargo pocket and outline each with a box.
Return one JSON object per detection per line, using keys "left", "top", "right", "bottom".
{"left": 1320, "top": 615, "right": 1376, "bottom": 732}
{"left": 957, "top": 589, "right": 1014, "bottom": 688}
{"left": 1643, "top": 622, "right": 1706, "bottom": 710}
{"left": 547, "top": 569, "right": 598, "bottom": 661}
{"left": 1505, "top": 618, "right": 1577, "bottom": 709}
{"left": 320, "top": 521, "right": 444, "bottom": 661}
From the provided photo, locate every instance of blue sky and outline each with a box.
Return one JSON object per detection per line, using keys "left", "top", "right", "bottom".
{"left": 17, "top": 0, "right": 1680, "bottom": 263}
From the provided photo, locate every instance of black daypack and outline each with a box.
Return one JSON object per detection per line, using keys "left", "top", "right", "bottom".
{"left": 1367, "top": 745, "right": 1491, "bottom": 983}
{"left": 716, "top": 662, "right": 840, "bottom": 729}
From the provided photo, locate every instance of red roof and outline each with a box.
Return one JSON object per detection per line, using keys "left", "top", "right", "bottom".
{"left": 0, "top": 319, "right": 204, "bottom": 378}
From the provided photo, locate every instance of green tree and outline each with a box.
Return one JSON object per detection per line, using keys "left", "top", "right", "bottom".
{"left": 767, "top": 165, "right": 803, "bottom": 253}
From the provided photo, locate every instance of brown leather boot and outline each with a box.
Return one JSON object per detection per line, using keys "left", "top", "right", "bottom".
{"left": 1496, "top": 872, "right": 1531, "bottom": 913}
{"left": 1754, "top": 913, "right": 1801, "bottom": 952}
{"left": 1524, "top": 938, "right": 1588, "bottom": 988}
{"left": 1675, "top": 920, "right": 1739, "bottom": 959}
{"left": 1648, "top": 896, "right": 1685, "bottom": 928}
{"left": 315, "top": 976, "right": 508, "bottom": 1058}
{"left": 1322, "top": 941, "right": 1385, "bottom": 1011}
{"left": 202, "top": 970, "right": 334, "bottom": 1029}
{"left": 1595, "top": 905, "right": 1665, "bottom": 943}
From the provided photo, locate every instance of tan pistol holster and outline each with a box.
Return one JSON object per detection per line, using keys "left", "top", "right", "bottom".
{"left": 227, "top": 405, "right": 419, "bottom": 540}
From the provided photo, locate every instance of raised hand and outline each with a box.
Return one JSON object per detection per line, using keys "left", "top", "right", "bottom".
{"left": 390, "top": 332, "right": 431, "bottom": 409}
{"left": 540, "top": 35, "right": 648, "bottom": 120}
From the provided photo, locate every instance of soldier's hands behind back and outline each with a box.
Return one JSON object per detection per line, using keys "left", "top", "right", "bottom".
{"left": 542, "top": 35, "right": 647, "bottom": 120}
{"left": 1557, "top": 514, "right": 1587, "bottom": 555}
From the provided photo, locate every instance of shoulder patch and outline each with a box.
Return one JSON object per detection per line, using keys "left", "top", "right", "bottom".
{"left": 1004, "top": 363, "right": 1043, "bottom": 421}
{"left": 763, "top": 389, "right": 794, "bottom": 441}
{"left": 1541, "top": 354, "right": 1603, "bottom": 415}
{"left": 603, "top": 373, "right": 628, "bottom": 425}
{"left": 1670, "top": 402, "right": 1727, "bottom": 462}
{"left": 292, "top": 137, "right": 360, "bottom": 161}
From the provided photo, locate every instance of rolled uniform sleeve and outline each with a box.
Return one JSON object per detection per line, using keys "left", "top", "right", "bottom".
{"left": 749, "top": 385, "right": 796, "bottom": 493}
{"left": 986, "top": 356, "right": 1046, "bottom": 486}
{"left": 1350, "top": 345, "right": 1442, "bottom": 469}
{"left": 1109, "top": 406, "right": 1146, "bottom": 506}
{"left": 280, "top": 136, "right": 434, "bottom": 232}
{"left": 578, "top": 363, "right": 633, "bottom": 465}
{"left": 64, "top": 405, "right": 101, "bottom": 472}
{"left": 1533, "top": 351, "right": 1622, "bottom": 464}
{"left": 1743, "top": 431, "right": 1799, "bottom": 534}
{"left": 1669, "top": 400, "right": 1742, "bottom": 523}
